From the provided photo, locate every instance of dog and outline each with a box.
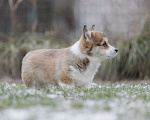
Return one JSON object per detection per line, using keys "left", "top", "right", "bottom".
{"left": 21, "top": 25, "right": 118, "bottom": 89}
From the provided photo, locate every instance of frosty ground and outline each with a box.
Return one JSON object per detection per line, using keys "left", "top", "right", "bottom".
{"left": 0, "top": 81, "right": 150, "bottom": 120}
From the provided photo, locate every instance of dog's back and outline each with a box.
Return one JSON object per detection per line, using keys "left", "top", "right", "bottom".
{"left": 22, "top": 49, "right": 62, "bottom": 87}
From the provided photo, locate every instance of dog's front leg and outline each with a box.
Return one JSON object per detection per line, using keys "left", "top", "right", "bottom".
{"left": 58, "top": 73, "right": 75, "bottom": 89}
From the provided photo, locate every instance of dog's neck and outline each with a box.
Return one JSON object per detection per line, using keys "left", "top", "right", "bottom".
{"left": 70, "top": 39, "right": 101, "bottom": 64}
{"left": 70, "top": 40, "right": 85, "bottom": 59}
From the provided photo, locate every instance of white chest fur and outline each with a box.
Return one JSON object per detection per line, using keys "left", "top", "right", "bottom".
{"left": 69, "top": 61, "right": 100, "bottom": 89}
{"left": 69, "top": 40, "right": 101, "bottom": 88}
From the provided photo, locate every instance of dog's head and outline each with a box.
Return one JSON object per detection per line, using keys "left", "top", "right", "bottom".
{"left": 79, "top": 25, "right": 118, "bottom": 61}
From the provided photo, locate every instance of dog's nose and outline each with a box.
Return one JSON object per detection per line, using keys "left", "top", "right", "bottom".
{"left": 115, "top": 49, "right": 118, "bottom": 52}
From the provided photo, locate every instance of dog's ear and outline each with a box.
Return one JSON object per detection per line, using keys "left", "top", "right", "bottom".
{"left": 83, "top": 25, "right": 91, "bottom": 41}
{"left": 90, "top": 24, "right": 95, "bottom": 31}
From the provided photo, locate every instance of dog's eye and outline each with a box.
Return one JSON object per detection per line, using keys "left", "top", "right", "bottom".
{"left": 103, "top": 42, "right": 107, "bottom": 47}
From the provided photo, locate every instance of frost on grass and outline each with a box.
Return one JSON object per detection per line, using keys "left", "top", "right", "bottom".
{"left": 0, "top": 82, "right": 150, "bottom": 120}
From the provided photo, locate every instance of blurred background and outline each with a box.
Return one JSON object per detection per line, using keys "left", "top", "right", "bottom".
{"left": 0, "top": 0, "right": 150, "bottom": 82}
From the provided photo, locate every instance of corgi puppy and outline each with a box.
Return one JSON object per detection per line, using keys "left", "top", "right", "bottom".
{"left": 21, "top": 25, "right": 118, "bottom": 89}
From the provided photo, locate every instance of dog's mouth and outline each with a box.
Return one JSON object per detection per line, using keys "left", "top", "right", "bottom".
{"left": 110, "top": 53, "right": 118, "bottom": 58}
{"left": 113, "top": 52, "right": 118, "bottom": 57}
{"left": 103, "top": 53, "right": 118, "bottom": 59}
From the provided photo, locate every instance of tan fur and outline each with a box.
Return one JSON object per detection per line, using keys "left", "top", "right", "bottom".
{"left": 79, "top": 31, "right": 107, "bottom": 56}
{"left": 22, "top": 48, "right": 91, "bottom": 87}
{"left": 22, "top": 25, "right": 117, "bottom": 88}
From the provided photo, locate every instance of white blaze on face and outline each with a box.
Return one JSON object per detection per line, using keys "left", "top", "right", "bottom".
{"left": 103, "top": 37, "right": 117, "bottom": 59}
{"left": 106, "top": 43, "right": 117, "bottom": 58}
{"left": 91, "top": 37, "right": 117, "bottom": 60}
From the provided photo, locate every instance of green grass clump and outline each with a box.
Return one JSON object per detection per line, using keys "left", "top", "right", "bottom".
{"left": 0, "top": 82, "right": 150, "bottom": 120}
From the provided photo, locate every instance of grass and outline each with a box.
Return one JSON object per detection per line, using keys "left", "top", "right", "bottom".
{"left": 0, "top": 82, "right": 150, "bottom": 120}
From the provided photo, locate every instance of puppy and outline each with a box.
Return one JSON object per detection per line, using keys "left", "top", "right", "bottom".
{"left": 22, "top": 25, "right": 118, "bottom": 89}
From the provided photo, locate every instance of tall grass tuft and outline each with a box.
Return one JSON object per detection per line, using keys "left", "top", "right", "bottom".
{"left": 98, "top": 16, "right": 150, "bottom": 81}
